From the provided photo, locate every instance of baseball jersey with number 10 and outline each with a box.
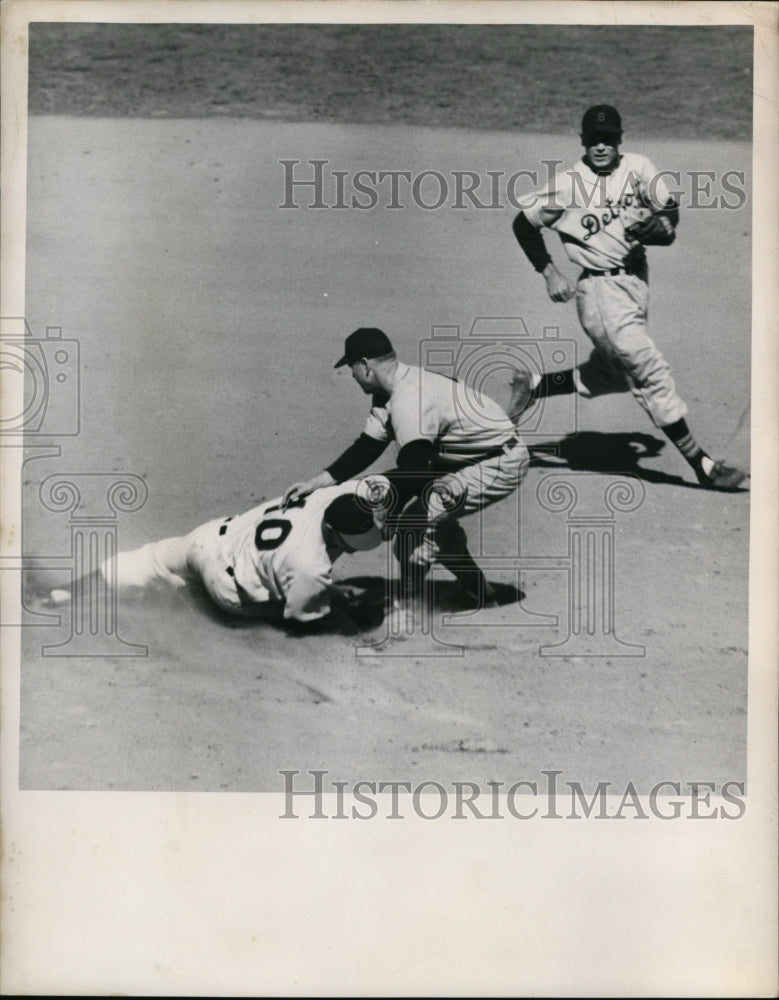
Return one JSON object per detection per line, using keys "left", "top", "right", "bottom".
{"left": 223, "top": 477, "right": 387, "bottom": 621}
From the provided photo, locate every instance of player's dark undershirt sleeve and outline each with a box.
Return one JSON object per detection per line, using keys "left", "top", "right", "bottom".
{"left": 513, "top": 211, "right": 553, "bottom": 272}
{"left": 382, "top": 439, "right": 439, "bottom": 509}
{"left": 397, "top": 439, "right": 436, "bottom": 473}
{"left": 326, "top": 433, "right": 389, "bottom": 483}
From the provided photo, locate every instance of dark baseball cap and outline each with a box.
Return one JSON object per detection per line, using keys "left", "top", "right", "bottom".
{"left": 581, "top": 105, "right": 622, "bottom": 142}
{"left": 334, "top": 327, "right": 395, "bottom": 368}
{"left": 324, "top": 492, "right": 383, "bottom": 550}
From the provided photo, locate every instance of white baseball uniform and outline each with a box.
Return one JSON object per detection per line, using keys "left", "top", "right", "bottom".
{"left": 101, "top": 478, "right": 386, "bottom": 622}
{"left": 520, "top": 152, "right": 687, "bottom": 427}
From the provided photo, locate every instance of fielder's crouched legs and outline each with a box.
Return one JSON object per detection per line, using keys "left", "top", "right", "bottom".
{"left": 392, "top": 513, "right": 435, "bottom": 600}
{"left": 391, "top": 511, "right": 494, "bottom": 610}
{"left": 434, "top": 519, "right": 496, "bottom": 607}
{"left": 387, "top": 446, "right": 526, "bottom": 610}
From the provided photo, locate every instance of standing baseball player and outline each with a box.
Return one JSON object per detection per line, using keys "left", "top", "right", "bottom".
{"left": 44, "top": 477, "right": 390, "bottom": 630}
{"left": 510, "top": 104, "right": 746, "bottom": 491}
{"left": 283, "top": 327, "right": 529, "bottom": 606}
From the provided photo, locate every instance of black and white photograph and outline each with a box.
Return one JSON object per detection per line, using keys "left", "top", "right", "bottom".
{"left": 1, "top": 1, "right": 776, "bottom": 995}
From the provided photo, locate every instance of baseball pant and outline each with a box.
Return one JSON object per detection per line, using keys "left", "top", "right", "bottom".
{"left": 574, "top": 273, "right": 688, "bottom": 428}
{"left": 393, "top": 439, "right": 529, "bottom": 581}
{"left": 100, "top": 517, "right": 275, "bottom": 617}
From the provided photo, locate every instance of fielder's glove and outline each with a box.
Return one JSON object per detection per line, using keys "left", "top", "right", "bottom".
{"left": 330, "top": 584, "right": 385, "bottom": 633}
{"left": 624, "top": 214, "right": 676, "bottom": 246}
{"left": 407, "top": 526, "right": 438, "bottom": 569}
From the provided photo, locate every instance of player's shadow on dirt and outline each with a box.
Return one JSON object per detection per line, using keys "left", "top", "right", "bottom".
{"left": 527, "top": 430, "right": 744, "bottom": 489}
{"left": 340, "top": 575, "right": 524, "bottom": 612}
{"left": 182, "top": 574, "right": 525, "bottom": 635}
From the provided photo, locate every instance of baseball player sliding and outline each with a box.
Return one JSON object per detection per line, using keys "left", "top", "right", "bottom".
{"left": 44, "top": 478, "right": 391, "bottom": 631}
{"left": 510, "top": 104, "right": 746, "bottom": 491}
{"left": 283, "top": 327, "right": 529, "bottom": 607}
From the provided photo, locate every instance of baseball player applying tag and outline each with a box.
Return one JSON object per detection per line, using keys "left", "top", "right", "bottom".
{"left": 511, "top": 104, "right": 746, "bottom": 491}
{"left": 283, "top": 327, "right": 529, "bottom": 608}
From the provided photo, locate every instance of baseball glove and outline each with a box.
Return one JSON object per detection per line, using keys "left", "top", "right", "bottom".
{"left": 624, "top": 214, "right": 676, "bottom": 246}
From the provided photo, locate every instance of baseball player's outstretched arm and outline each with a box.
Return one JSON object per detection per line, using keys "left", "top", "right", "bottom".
{"left": 283, "top": 434, "right": 388, "bottom": 508}
{"left": 282, "top": 470, "right": 336, "bottom": 508}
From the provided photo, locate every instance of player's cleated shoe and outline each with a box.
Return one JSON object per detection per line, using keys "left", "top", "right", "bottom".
{"left": 695, "top": 460, "right": 748, "bottom": 492}
{"left": 46, "top": 588, "right": 73, "bottom": 607}
{"left": 507, "top": 369, "right": 534, "bottom": 423}
{"left": 453, "top": 578, "right": 499, "bottom": 611}
{"left": 22, "top": 586, "right": 71, "bottom": 615}
{"left": 384, "top": 576, "right": 429, "bottom": 615}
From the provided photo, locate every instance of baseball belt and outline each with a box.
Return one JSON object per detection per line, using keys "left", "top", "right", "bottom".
{"left": 437, "top": 435, "right": 519, "bottom": 470}
{"left": 581, "top": 265, "right": 635, "bottom": 277}
{"left": 580, "top": 260, "right": 648, "bottom": 282}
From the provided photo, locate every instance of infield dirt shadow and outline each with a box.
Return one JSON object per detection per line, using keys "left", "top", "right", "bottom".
{"left": 528, "top": 429, "right": 749, "bottom": 491}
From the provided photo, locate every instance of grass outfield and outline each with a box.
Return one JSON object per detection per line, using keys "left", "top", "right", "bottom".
{"left": 28, "top": 22, "right": 753, "bottom": 139}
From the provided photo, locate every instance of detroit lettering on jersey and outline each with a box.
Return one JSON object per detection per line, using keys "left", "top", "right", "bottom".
{"left": 521, "top": 152, "right": 673, "bottom": 271}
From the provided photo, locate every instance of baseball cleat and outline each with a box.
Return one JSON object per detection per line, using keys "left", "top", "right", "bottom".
{"left": 47, "top": 588, "right": 73, "bottom": 606}
{"left": 695, "top": 460, "right": 748, "bottom": 491}
{"left": 386, "top": 576, "right": 429, "bottom": 613}
{"left": 27, "top": 587, "right": 73, "bottom": 611}
{"left": 507, "top": 369, "right": 535, "bottom": 423}
{"left": 453, "top": 579, "right": 499, "bottom": 611}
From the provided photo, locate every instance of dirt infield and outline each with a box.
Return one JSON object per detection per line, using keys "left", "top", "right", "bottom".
{"left": 19, "top": 114, "right": 750, "bottom": 792}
